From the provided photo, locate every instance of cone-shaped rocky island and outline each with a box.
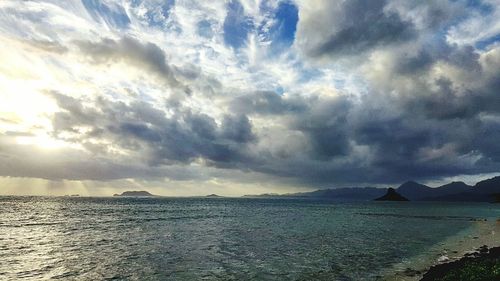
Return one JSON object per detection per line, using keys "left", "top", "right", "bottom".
{"left": 374, "top": 188, "right": 409, "bottom": 201}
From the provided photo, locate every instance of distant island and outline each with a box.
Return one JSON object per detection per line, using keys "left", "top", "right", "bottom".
{"left": 243, "top": 193, "right": 281, "bottom": 198}
{"left": 243, "top": 176, "right": 500, "bottom": 202}
{"left": 243, "top": 188, "right": 384, "bottom": 200}
{"left": 113, "top": 191, "right": 156, "bottom": 197}
{"left": 374, "top": 188, "right": 409, "bottom": 201}
{"left": 205, "top": 194, "right": 223, "bottom": 198}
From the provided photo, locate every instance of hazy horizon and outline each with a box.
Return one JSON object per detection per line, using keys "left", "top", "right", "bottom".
{"left": 1, "top": 172, "right": 500, "bottom": 197}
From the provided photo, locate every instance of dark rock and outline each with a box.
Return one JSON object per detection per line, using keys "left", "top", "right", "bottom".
{"left": 479, "top": 245, "right": 489, "bottom": 254}
{"left": 374, "top": 188, "right": 409, "bottom": 201}
{"left": 403, "top": 268, "right": 421, "bottom": 276}
{"left": 420, "top": 246, "right": 500, "bottom": 281}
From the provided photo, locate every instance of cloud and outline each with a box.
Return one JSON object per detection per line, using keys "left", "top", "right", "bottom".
{"left": 1, "top": 0, "right": 500, "bottom": 195}
{"left": 446, "top": 0, "right": 500, "bottom": 48}
{"left": 48, "top": 91, "right": 256, "bottom": 167}
{"left": 295, "top": 0, "right": 416, "bottom": 58}
{"left": 75, "top": 36, "right": 182, "bottom": 88}
{"left": 229, "top": 91, "right": 305, "bottom": 115}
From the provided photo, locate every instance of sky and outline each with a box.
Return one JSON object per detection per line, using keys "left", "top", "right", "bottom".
{"left": 0, "top": 0, "right": 500, "bottom": 196}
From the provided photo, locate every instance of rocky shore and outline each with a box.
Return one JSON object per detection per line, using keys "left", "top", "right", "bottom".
{"left": 420, "top": 245, "right": 500, "bottom": 281}
{"left": 382, "top": 219, "right": 500, "bottom": 281}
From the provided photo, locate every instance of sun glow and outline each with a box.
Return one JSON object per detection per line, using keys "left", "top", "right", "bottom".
{"left": 0, "top": 36, "right": 64, "bottom": 151}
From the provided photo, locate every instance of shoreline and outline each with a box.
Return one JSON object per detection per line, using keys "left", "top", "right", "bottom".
{"left": 420, "top": 245, "right": 500, "bottom": 280}
{"left": 382, "top": 219, "right": 500, "bottom": 280}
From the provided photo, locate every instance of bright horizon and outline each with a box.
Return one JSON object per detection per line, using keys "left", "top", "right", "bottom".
{"left": 1, "top": 1, "right": 500, "bottom": 197}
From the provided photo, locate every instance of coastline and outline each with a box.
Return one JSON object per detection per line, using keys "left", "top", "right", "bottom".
{"left": 420, "top": 245, "right": 500, "bottom": 280}
{"left": 382, "top": 218, "right": 500, "bottom": 280}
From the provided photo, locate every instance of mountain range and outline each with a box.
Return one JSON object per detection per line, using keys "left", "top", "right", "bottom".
{"left": 246, "top": 176, "right": 500, "bottom": 202}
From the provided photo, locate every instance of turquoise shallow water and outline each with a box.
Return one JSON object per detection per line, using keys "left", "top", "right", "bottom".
{"left": 0, "top": 196, "right": 499, "bottom": 280}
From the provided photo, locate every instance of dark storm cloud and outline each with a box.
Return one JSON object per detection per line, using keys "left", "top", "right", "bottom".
{"left": 478, "top": 75, "right": 500, "bottom": 115}
{"left": 474, "top": 118, "right": 500, "bottom": 162}
{"left": 290, "top": 96, "right": 352, "bottom": 160}
{"left": 241, "top": 31, "right": 500, "bottom": 186}
{"left": 291, "top": 2, "right": 499, "bottom": 184}
{"left": 48, "top": 91, "right": 255, "bottom": 168}
{"left": 248, "top": 94, "right": 499, "bottom": 185}
{"left": 333, "top": 52, "right": 500, "bottom": 184}
{"left": 220, "top": 114, "right": 255, "bottom": 143}
{"left": 229, "top": 91, "right": 305, "bottom": 115}
{"left": 395, "top": 44, "right": 481, "bottom": 75}
{"left": 389, "top": 48, "right": 498, "bottom": 122}
{"left": 75, "top": 36, "right": 181, "bottom": 88}
{"left": 308, "top": 0, "right": 416, "bottom": 58}
{"left": 352, "top": 109, "right": 465, "bottom": 180}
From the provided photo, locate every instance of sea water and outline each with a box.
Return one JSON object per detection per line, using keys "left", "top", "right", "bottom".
{"left": 1, "top": 196, "right": 499, "bottom": 280}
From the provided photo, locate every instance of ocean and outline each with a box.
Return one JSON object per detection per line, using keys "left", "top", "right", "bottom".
{"left": 1, "top": 196, "right": 499, "bottom": 280}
